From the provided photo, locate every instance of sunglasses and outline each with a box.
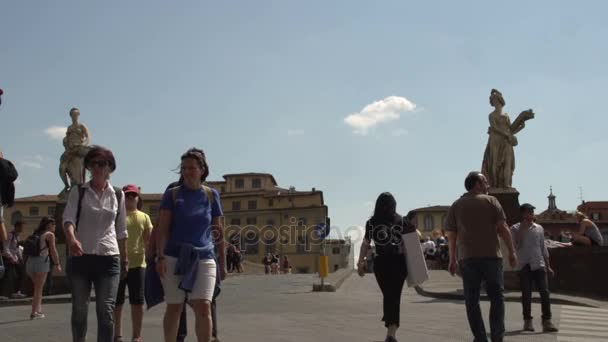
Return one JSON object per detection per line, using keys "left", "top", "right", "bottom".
{"left": 88, "top": 160, "right": 109, "bottom": 168}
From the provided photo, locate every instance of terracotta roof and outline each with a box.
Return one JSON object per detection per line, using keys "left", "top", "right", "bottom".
{"left": 15, "top": 195, "right": 58, "bottom": 202}
{"left": 222, "top": 173, "right": 278, "bottom": 186}
{"left": 410, "top": 205, "right": 451, "bottom": 212}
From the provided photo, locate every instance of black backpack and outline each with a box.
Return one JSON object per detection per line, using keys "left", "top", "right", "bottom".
{"left": 0, "top": 159, "right": 18, "bottom": 207}
{"left": 23, "top": 232, "right": 47, "bottom": 257}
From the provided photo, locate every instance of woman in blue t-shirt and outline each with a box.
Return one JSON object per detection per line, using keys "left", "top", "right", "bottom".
{"left": 156, "top": 148, "right": 225, "bottom": 342}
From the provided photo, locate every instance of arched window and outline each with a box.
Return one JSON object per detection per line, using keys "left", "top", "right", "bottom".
{"left": 424, "top": 215, "right": 434, "bottom": 231}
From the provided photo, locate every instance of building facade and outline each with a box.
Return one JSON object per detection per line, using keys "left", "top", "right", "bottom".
{"left": 2, "top": 173, "right": 350, "bottom": 274}
{"left": 535, "top": 189, "right": 608, "bottom": 243}
{"left": 409, "top": 205, "right": 450, "bottom": 239}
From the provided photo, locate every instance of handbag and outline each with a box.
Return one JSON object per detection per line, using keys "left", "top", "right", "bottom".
{"left": 402, "top": 231, "right": 429, "bottom": 287}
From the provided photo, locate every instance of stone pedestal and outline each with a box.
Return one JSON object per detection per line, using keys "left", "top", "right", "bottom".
{"left": 54, "top": 200, "right": 67, "bottom": 243}
{"left": 488, "top": 188, "right": 521, "bottom": 226}
{"left": 489, "top": 188, "right": 520, "bottom": 272}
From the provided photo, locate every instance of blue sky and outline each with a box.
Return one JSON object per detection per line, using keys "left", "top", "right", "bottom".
{"left": 1, "top": 1, "right": 607, "bottom": 242}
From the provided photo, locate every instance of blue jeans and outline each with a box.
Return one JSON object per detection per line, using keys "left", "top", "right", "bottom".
{"left": 68, "top": 255, "right": 120, "bottom": 342}
{"left": 460, "top": 258, "right": 505, "bottom": 342}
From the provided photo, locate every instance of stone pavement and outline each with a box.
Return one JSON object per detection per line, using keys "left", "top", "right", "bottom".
{"left": 2, "top": 271, "right": 608, "bottom": 341}
{"left": 416, "top": 270, "right": 608, "bottom": 309}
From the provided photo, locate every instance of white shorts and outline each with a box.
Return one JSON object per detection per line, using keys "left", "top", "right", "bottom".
{"left": 162, "top": 256, "right": 216, "bottom": 304}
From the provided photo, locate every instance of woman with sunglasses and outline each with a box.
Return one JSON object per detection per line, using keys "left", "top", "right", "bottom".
{"left": 26, "top": 216, "right": 61, "bottom": 319}
{"left": 63, "top": 145, "right": 128, "bottom": 342}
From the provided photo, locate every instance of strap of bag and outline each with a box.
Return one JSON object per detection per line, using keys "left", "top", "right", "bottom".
{"left": 171, "top": 184, "right": 215, "bottom": 206}
{"left": 75, "top": 185, "right": 86, "bottom": 231}
{"left": 75, "top": 185, "right": 123, "bottom": 231}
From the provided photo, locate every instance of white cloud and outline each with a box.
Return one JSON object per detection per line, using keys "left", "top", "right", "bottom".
{"left": 344, "top": 96, "right": 417, "bottom": 135}
{"left": 44, "top": 126, "right": 67, "bottom": 140}
{"left": 287, "top": 129, "right": 305, "bottom": 136}
{"left": 20, "top": 161, "right": 42, "bottom": 169}
{"left": 391, "top": 128, "right": 409, "bottom": 137}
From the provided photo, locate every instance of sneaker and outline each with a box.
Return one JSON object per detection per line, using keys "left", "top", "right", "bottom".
{"left": 30, "top": 312, "right": 45, "bottom": 320}
{"left": 10, "top": 292, "right": 26, "bottom": 299}
{"left": 384, "top": 336, "right": 398, "bottom": 342}
{"left": 542, "top": 319, "right": 559, "bottom": 333}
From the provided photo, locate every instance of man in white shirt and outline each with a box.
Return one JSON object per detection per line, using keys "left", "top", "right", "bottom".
{"left": 510, "top": 203, "right": 558, "bottom": 333}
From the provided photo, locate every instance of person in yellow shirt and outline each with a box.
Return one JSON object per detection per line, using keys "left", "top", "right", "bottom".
{"left": 114, "top": 184, "right": 152, "bottom": 342}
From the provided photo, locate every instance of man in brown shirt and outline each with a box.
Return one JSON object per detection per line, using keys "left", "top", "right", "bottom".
{"left": 445, "top": 171, "right": 517, "bottom": 342}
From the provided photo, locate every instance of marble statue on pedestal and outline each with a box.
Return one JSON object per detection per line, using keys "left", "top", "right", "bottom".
{"left": 58, "top": 108, "right": 91, "bottom": 199}
{"left": 481, "top": 89, "right": 535, "bottom": 189}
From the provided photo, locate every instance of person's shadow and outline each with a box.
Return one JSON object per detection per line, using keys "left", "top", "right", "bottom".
{"left": 0, "top": 318, "right": 32, "bottom": 325}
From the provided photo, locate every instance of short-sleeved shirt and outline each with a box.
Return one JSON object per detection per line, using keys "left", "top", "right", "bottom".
{"left": 364, "top": 214, "right": 413, "bottom": 256}
{"left": 126, "top": 210, "right": 153, "bottom": 268}
{"left": 510, "top": 222, "right": 548, "bottom": 271}
{"left": 160, "top": 185, "right": 223, "bottom": 259}
{"left": 445, "top": 193, "right": 506, "bottom": 261}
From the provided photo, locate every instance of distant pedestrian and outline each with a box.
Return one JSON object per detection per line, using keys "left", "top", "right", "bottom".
{"left": 25, "top": 216, "right": 61, "bottom": 319}
{"left": 357, "top": 192, "right": 414, "bottom": 342}
{"left": 281, "top": 256, "right": 290, "bottom": 274}
{"left": 271, "top": 254, "right": 279, "bottom": 275}
{"left": 510, "top": 203, "right": 558, "bottom": 333}
{"left": 1, "top": 221, "right": 26, "bottom": 298}
{"left": 571, "top": 211, "right": 604, "bottom": 246}
{"left": 263, "top": 254, "right": 272, "bottom": 275}
{"left": 233, "top": 244, "right": 243, "bottom": 273}
{"left": 445, "top": 171, "right": 517, "bottom": 342}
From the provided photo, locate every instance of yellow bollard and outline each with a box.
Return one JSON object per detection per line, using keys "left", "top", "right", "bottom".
{"left": 319, "top": 255, "right": 329, "bottom": 278}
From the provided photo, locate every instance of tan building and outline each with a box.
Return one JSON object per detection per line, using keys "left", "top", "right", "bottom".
{"left": 409, "top": 205, "right": 450, "bottom": 239}
{"left": 2, "top": 172, "right": 349, "bottom": 274}
{"left": 1, "top": 195, "right": 58, "bottom": 236}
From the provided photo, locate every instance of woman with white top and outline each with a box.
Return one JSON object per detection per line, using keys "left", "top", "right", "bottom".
{"left": 26, "top": 216, "right": 61, "bottom": 319}
{"left": 63, "top": 145, "right": 128, "bottom": 342}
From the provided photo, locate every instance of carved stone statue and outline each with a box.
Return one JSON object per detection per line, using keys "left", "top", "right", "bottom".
{"left": 481, "top": 89, "right": 535, "bottom": 189}
{"left": 58, "top": 108, "right": 91, "bottom": 199}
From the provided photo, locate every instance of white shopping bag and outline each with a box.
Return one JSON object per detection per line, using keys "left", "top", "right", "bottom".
{"left": 402, "top": 232, "right": 429, "bottom": 287}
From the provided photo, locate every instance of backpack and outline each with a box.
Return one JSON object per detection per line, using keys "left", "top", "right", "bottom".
{"left": 0, "top": 159, "right": 18, "bottom": 207}
{"left": 75, "top": 184, "right": 123, "bottom": 230}
{"left": 23, "top": 232, "right": 47, "bottom": 257}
